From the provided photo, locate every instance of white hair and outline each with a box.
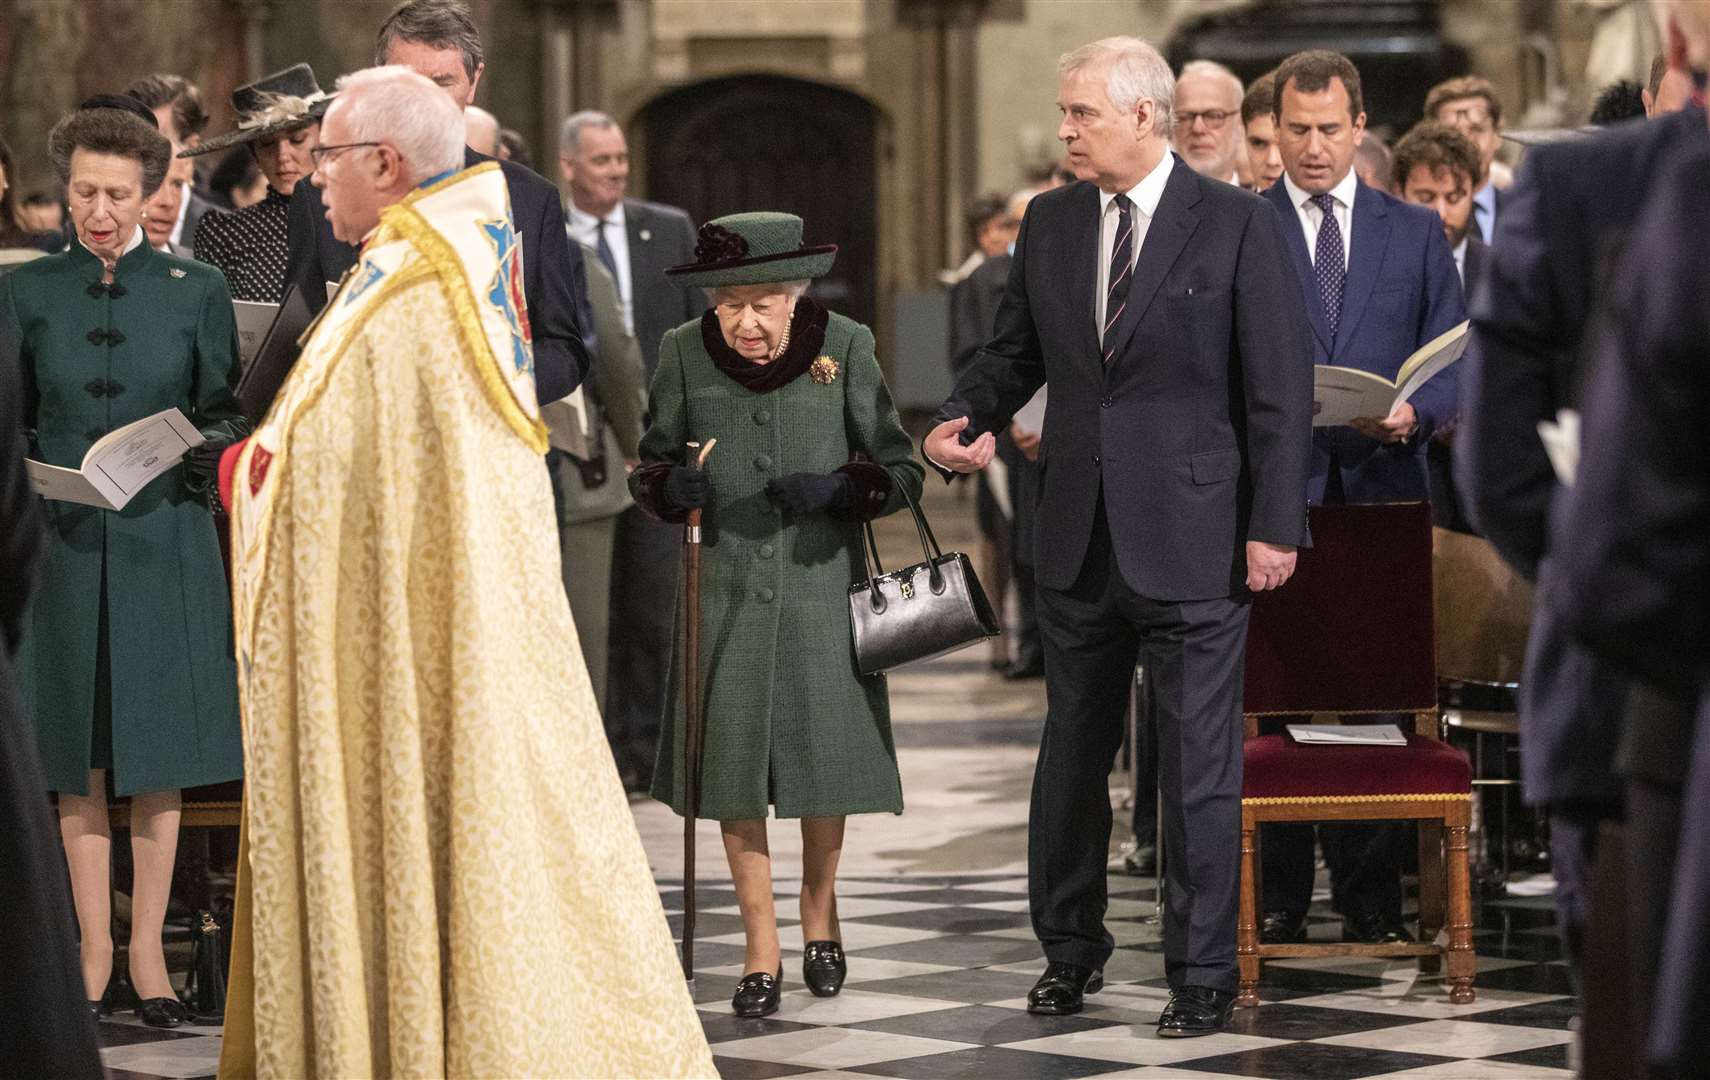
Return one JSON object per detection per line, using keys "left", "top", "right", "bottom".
{"left": 705, "top": 280, "right": 810, "bottom": 304}
{"left": 1059, "top": 36, "right": 1175, "bottom": 135}
{"left": 333, "top": 65, "right": 465, "bottom": 182}
{"left": 560, "top": 109, "right": 619, "bottom": 155}
{"left": 1178, "top": 60, "right": 1245, "bottom": 106}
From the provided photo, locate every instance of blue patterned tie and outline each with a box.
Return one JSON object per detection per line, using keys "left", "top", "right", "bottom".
{"left": 1102, "top": 194, "right": 1133, "bottom": 365}
{"left": 1311, "top": 193, "right": 1345, "bottom": 339}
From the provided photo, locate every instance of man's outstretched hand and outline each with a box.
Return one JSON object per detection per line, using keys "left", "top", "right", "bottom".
{"left": 923, "top": 416, "right": 996, "bottom": 473}
{"left": 1246, "top": 541, "right": 1297, "bottom": 592}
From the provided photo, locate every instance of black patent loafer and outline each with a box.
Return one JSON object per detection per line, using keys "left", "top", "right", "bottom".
{"left": 136, "top": 997, "right": 190, "bottom": 1028}
{"left": 86, "top": 999, "right": 103, "bottom": 1021}
{"left": 1342, "top": 910, "right": 1413, "bottom": 945}
{"left": 732, "top": 968, "right": 782, "bottom": 1017}
{"left": 1157, "top": 985, "right": 1236, "bottom": 1037}
{"left": 1026, "top": 961, "right": 1103, "bottom": 1015}
{"left": 803, "top": 940, "right": 847, "bottom": 998}
{"left": 1261, "top": 909, "right": 1308, "bottom": 944}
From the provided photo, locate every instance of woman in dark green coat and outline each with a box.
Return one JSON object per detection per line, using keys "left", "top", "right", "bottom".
{"left": 633, "top": 213, "right": 924, "bottom": 1018}
{"left": 4, "top": 102, "right": 245, "bottom": 1027}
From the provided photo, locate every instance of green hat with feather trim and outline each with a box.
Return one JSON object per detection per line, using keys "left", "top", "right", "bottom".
{"left": 666, "top": 212, "right": 838, "bottom": 288}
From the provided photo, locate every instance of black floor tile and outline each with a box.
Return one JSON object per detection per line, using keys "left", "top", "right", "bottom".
{"left": 1167, "top": 1041, "right": 1454, "bottom": 1079}
{"left": 1473, "top": 997, "right": 1579, "bottom": 1030}
{"left": 672, "top": 911, "right": 782, "bottom": 938}
{"left": 851, "top": 905, "right": 1033, "bottom": 934}
{"left": 698, "top": 1013, "right": 819, "bottom": 1045}
{"left": 679, "top": 940, "right": 752, "bottom": 970}
{"left": 1226, "top": 1002, "right": 1429, "bottom": 1040}
{"left": 850, "top": 1003, "right": 1122, "bottom": 1044}
{"left": 850, "top": 934, "right": 1043, "bottom": 968}
{"left": 691, "top": 973, "right": 744, "bottom": 1005}
{"left": 1472, "top": 961, "right": 1576, "bottom": 996}
{"left": 1487, "top": 1041, "right": 1573, "bottom": 1071}
{"left": 95, "top": 1022, "right": 202, "bottom": 1046}
{"left": 880, "top": 887, "right": 1030, "bottom": 906}
{"left": 853, "top": 1044, "right": 1137, "bottom": 1079}
{"left": 852, "top": 966, "right": 1044, "bottom": 1004}
{"left": 712, "top": 1056, "right": 815, "bottom": 1079}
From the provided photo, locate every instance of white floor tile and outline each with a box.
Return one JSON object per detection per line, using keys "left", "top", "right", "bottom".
{"left": 709, "top": 1026, "right": 975, "bottom": 1069}
{"left": 1005, "top": 1024, "right": 1289, "bottom": 1065}
{"left": 1317, "top": 1018, "right": 1571, "bottom": 1057}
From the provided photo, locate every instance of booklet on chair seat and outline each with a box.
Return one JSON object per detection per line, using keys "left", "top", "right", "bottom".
{"left": 1312, "top": 321, "right": 1470, "bottom": 428}
{"left": 1286, "top": 723, "right": 1408, "bottom": 746}
{"left": 26, "top": 408, "right": 204, "bottom": 510}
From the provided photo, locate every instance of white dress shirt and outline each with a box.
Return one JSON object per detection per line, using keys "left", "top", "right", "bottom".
{"left": 1095, "top": 149, "right": 1175, "bottom": 333}
{"left": 567, "top": 200, "right": 634, "bottom": 334}
{"left": 1452, "top": 236, "right": 1469, "bottom": 284}
{"left": 1281, "top": 167, "right": 1357, "bottom": 272}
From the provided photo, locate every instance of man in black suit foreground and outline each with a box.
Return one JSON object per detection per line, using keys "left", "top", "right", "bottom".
{"left": 1457, "top": 5, "right": 1707, "bottom": 1045}
{"left": 925, "top": 35, "right": 1312, "bottom": 1037}
{"left": 283, "top": 0, "right": 590, "bottom": 404}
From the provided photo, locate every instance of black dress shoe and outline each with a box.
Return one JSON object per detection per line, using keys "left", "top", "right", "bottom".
{"left": 1026, "top": 961, "right": 1103, "bottom": 1015}
{"left": 802, "top": 941, "right": 847, "bottom": 997}
{"left": 136, "top": 997, "right": 191, "bottom": 1028}
{"left": 731, "top": 968, "right": 782, "bottom": 1017}
{"left": 1260, "top": 910, "right": 1307, "bottom": 944}
{"left": 1002, "top": 660, "right": 1045, "bottom": 681}
{"left": 1343, "top": 910, "right": 1412, "bottom": 945}
{"left": 1157, "top": 985, "right": 1236, "bottom": 1037}
{"left": 1121, "top": 842, "right": 1157, "bottom": 877}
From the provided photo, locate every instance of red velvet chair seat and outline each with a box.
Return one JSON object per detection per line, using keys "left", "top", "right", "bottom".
{"left": 1243, "top": 734, "right": 1471, "bottom": 800}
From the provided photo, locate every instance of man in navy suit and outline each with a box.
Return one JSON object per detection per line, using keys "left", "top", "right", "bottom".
{"left": 1257, "top": 50, "right": 1465, "bottom": 948}
{"left": 926, "top": 35, "right": 1312, "bottom": 1037}
{"left": 1456, "top": 13, "right": 1705, "bottom": 1010}
{"left": 283, "top": 0, "right": 591, "bottom": 405}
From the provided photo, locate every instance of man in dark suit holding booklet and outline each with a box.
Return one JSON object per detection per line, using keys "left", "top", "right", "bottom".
{"left": 926, "top": 36, "right": 1311, "bottom": 1038}
{"left": 1257, "top": 50, "right": 1466, "bottom": 948}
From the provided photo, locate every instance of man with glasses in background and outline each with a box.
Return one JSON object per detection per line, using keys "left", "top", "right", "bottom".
{"left": 1173, "top": 61, "right": 1245, "bottom": 185}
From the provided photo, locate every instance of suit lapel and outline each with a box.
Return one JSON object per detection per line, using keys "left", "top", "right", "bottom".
{"left": 625, "top": 200, "right": 649, "bottom": 276}
{"left": 1264, "top": 182, "right": 1332, "bottom": 354}
{"left": 1331, "top": 181, "right": 1390, "bottom": 358}
{"left": 1070, "top": 184, "right": 1102, "bottom": 361}
{"left": 1104, "top": 157, "right": 1200, "bottom": 365}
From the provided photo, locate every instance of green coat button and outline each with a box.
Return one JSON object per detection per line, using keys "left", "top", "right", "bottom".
{"left": 754, "top": 408, "right": 771, "bottom": 424}
{"left": 759, "top": 544, "right": 775, "bottom": 559}
{"left": 754, "top": 454, "right": 773, "bottom": 471}
{"left": 755, "top": 587, "right": 775, "bottom": 602}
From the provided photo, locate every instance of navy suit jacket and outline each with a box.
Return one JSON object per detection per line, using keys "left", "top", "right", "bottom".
{"left": 1262, "top": 178, "right": 1465, "bottom": 505}
{"left": 933, "top": 157, "right": 1313, "bottom": 603}
{"left": 284, "top": 147, "right": 591, "bottom": 404}
{"left": 1455, "top": 107, "right": 1707, "bottom": 809}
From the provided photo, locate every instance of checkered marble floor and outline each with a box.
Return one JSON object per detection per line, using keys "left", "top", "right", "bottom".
{"left": 100, "top": 873, "right": 1573, "bottom": 1080}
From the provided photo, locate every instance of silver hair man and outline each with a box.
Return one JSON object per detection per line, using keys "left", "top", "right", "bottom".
{"left": 1058, "top": 36, "right": 1175, "bottom": 137}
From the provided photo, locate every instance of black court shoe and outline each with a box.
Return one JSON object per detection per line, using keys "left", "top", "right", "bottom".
{"left": 802, "top": 941, "right": 847, "bottom": 997}
{"left": 1026, "top": 961, "right": 1103, "bottom": 1015}
{"left": 731, "top": 968, "right": 783, "bottom": 1018}
{"left": 136, "top": 997, "right": 192, "bottom": 1028}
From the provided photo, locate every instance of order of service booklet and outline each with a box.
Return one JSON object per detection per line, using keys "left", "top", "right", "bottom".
{"left": 26, "top": 408, "right": 204, "bottom": 510}
{"left": 1286, "top": 723, "right": 1408, "bottom": 746}
{"left": 1312, "top": 320, "right": 1470, "bottom": 428}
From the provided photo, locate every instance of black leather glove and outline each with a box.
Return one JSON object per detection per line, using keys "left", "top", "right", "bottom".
{"left": 662, "top": 465, "right": 711, "bottom": 512}
{"left": 765, "top": 471, "right": 851, "bottom": 515}
{"left": 183, "top": 441, "right": 225, "bottom": 497}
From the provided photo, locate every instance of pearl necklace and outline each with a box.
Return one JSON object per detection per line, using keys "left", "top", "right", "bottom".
{"left": 769, "top": 319, "right": 792, "bottom": 362}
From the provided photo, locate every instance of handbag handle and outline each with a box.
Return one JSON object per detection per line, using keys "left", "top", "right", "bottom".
{"left": 856, "top": 474, "right": 944, "bottom": 612}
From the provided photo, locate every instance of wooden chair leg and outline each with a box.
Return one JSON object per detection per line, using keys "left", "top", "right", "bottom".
{"left": 1445, "top": 811, "right": 1477, "bottom": 1003}
{"left": 1237, "top": 817, "right": 1260, "bottom": 1007}
{"left": 1417, "top": 819, "right": 1445, "bottom": 975}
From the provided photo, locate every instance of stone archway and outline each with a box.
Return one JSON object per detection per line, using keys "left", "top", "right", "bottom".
{"left": 639, "top": 75, "right": 879, "bottom": 329}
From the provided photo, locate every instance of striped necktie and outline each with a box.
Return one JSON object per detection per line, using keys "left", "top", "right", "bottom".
{"left": 1102, "top": 194, "right": 1133, "bottom": 365}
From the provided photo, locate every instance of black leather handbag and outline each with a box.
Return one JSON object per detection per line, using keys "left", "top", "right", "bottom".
{"left": 849, "top": 485, "right": 999, "bottom": 675}
{"left": 183, "top": 907, "right": 230, "bottom": 1020}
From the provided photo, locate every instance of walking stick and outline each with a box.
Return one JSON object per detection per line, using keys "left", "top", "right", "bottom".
{"left": 681, "top": 438, "right": 716, "bottom": 984}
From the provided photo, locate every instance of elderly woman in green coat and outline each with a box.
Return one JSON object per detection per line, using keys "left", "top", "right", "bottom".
{"left": 4, "top": 100, "right": 245, "bottom": 1027}
{"left": 632, "top": 212, "right": 924, "bottom": 1017}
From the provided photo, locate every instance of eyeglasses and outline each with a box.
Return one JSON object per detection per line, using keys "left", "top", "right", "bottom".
{"left": 1174, "top": 109, "right": 1235, "bottom": 131}
{"left": 309, "top": 142, "right": 382, "bottom": 168}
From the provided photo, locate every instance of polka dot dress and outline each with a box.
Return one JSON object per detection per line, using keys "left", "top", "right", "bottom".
{"left": 193, "top": 187, "right": 291, "bottom": 303}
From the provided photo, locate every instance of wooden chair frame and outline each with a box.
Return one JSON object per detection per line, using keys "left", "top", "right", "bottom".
{"left": 1236, "top": 708, "right": 1476, "bottom": 1008}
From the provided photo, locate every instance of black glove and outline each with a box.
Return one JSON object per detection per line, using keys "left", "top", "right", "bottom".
{"left": 662, "top": 465, "right": 711, "bottom": 512}
{"left": 765, "top": 471, "right": 851, "bottom": 515}
{"left": 183, "top": 441, "right": 226, "bottom": 497}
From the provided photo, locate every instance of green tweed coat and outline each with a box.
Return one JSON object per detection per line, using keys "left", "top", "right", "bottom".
{"left": 641, "top": 309, "right": 924, "bottom": 821}
{"left": 4, "top": 239, "right": 247, "bottom": 796}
